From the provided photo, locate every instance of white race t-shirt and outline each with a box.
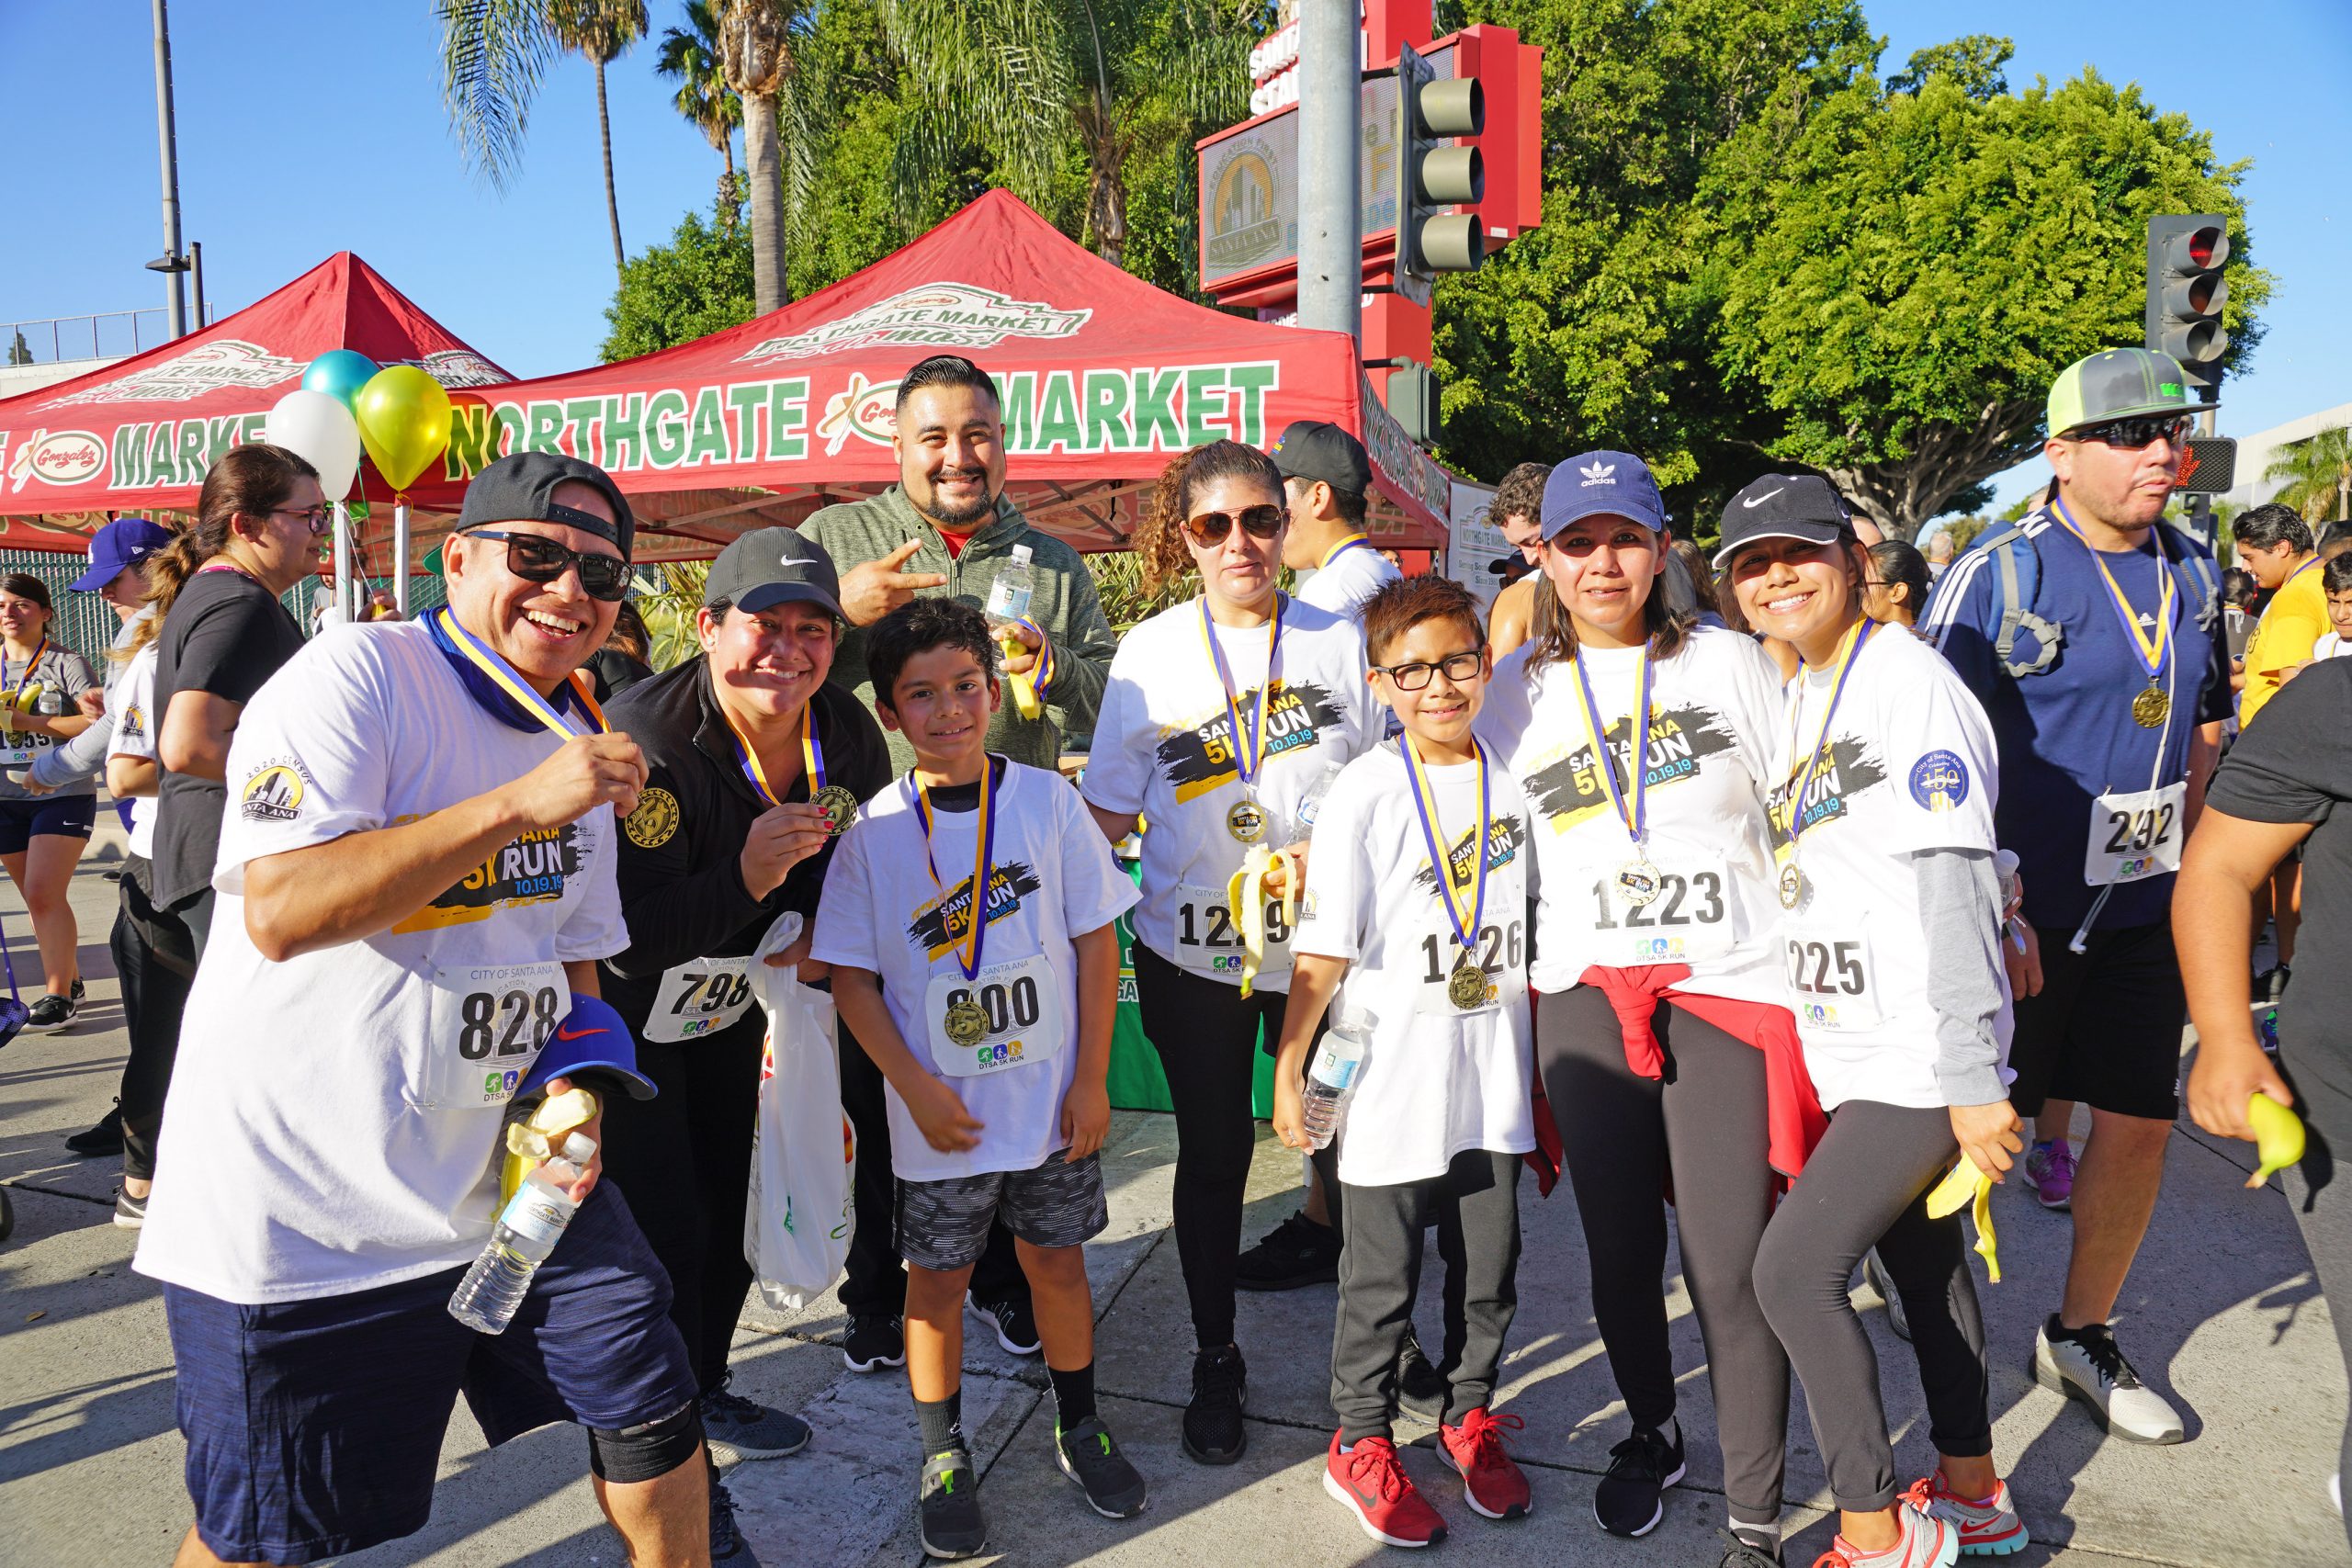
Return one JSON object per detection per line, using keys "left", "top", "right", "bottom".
{"left": 1081, "top": 594, "right": 1385, "bottom": 991}
{"left": 106, "top": 642, "right": 161, "bottom": 859}
{"left": 812, "top": 761, "right": 1139, "bottom": 1181}
{"left": 134, "top": 622, "right": 627, "bottom": 1304}
{"left": 1295, "top": 541, "right": 1404, "bottom": 621}
{"left": 1765, "top": 623, "right": 2010, "bottom": 1111}
{"left": 2313, "top": 631, "right": 2352, "bottom": 660}
{"left": 1478, "top": 626, "right": 1786, "bottom": 1000}
{"left": 1294, "top": 741, "right": 1536, "bottom": 1186}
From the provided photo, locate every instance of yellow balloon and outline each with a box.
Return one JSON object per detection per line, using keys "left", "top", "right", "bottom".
{"left": 354, "top": 365, "right": 453, "bottom": 491}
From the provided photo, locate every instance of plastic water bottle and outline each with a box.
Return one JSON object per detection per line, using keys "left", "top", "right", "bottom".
{"left": 447, "top": 1131, "right": 598, "bottom": 1335}
{"left": 984, "top": 545, "right": 1036, "bottom": 626}
{"left": 1302, "top": 1006, "right": 1376, "bottom": 1151}
{"left": 1293, "top": 761, "right": 1347, "bottom": 840}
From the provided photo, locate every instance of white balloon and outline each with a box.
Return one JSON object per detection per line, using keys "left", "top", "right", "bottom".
{"left": 264, "top": 389, "right": 361, "bottom": 502}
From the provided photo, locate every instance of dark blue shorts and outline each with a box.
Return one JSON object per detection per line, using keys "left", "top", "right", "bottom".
{"left": 0, "top": 793, "right": 95, "bottom": 853}
{"left": 163, "top": 1181, "right": 695, "bottom": 1565}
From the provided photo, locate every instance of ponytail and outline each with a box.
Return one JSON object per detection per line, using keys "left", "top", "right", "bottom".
{"left": 129, "top": 443, "right": 317, "bottom": 655}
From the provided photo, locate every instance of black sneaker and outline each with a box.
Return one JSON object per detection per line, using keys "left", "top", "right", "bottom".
{"left": 66, "top": 1103, "right": 124, "bottom": 1157}
{"left": 709, "top": 1472, "right": 761, "bottom": 1564}
{"left": 919, "top": 1448, "right": 988, "bottom": 1559}
{"left": 1716, "top": 1526, "right": 1783, "bottom": 1567}
{"left": 1056, "top": 1416, "right": 1149, "bottom": 1518}
{"left": 2256, "top": 964, "right": 2292, "bottom": 1004}
{"left": 973, "top": 1295, "right": 1041, "bottom": 1356}
{"left": 1396, "top": 1324, "right": 1448, "bottom": 1422}
{"left": 1593, "top": 1420, "right": 1684, "bottom": 1537}
{"left": 842, "top": 1312, "right": 907, "bottom": 1372}
{"left": 25, "top": 993, "right": 75, "bottom": 1033}
{"left": 113, "top": 1187, "right": 146, "bottom": 1229}
{"left": 1182, "top": 1345, "right": 1249, "bottom": 1464}
{"left": 1234, "top": 1210, "right": 1340, "bottom": 1292}
{"left": 700, "top": 1371, "right": 811, "bottom": 1462}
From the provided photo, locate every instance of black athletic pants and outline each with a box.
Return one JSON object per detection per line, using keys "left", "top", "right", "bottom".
{"left": 1537, "top": 985, "right": 1789, "bottom": 1523}
{"left": 1134, "top": 944, "right": 1339, "bottom": 1349}
{"left": 2277, "top": 1038, "right": 2352, "bottom": 1554}
{"left": 836, "top": 1018, "right": 1030, "bottom": 1318}
{"left": 1333, "top": 1150, "right": 1521, "bottom": 1442}
{"left": 1753, "top": 1099, "right": 1991, "bottom": 1515}
{"left": 114, "top": 858, "right": 196, "bottom": 1185}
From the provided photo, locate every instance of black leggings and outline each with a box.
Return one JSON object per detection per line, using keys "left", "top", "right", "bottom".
{"left": 2277, "top": 1039, "right": 2352, "bottom": 1556}
{"left": 1538, "top": 985, "right": 1788, "bottom": 1522}
{"left": 114, "top": 860, "right": 196, "bottom": 1184}
{"left": 1135, "top": 943, "right": 1337, "bottom": 1349}
{"left": 1753, "top": 1099, "right": 1990, "bottom": 1514}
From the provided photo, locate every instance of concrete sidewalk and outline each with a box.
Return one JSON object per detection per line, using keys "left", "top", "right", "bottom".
{"left": 3, "top": 861, "right": 2346, "bottom": 1566}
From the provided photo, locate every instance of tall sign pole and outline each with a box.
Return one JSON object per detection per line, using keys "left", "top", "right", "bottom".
{"left": 1295, "top": 0, "right": 1362, "bottom": 344}
{"left": 150, "top": 0, "right": 190, "bottom": 338}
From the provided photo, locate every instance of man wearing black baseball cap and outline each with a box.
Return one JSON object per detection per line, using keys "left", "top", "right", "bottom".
{"left": 592, "top": 525, "right": 893, "bottom": 1551}
{"left": 1274, "top": 419, "right": 1401, "bottom": 619}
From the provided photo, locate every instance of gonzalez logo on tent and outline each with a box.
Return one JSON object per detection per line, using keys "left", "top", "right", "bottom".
{"left": 815, "top": 372, "right": 902, "bottom": 454}
{"left": 6, "top": 429, "right": 107, "bottom": 492}
{"left": 736, "top": 284, "right": 1091, "bottom": 366}
{"left": 42, "top": 339, "right": 303, "bottom": 407}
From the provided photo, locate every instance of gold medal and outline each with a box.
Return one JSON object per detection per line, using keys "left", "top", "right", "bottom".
{"left": 2131, "top": 685, "right": 2169, "bottom": 729}
{"left": 810, "top": 784, "right": 860, "bottom": 836}
{"left": 1447, "top": 953, "right": 1491, "bottom": 1011}
{"left": 944, "top": 997, "right": 989, "bottom": 1048}
{"left": 1777, "top": 862, "right": 1805, "bottom": 911}
{"left": 1226, "top": 797, "right": 1266, "bottom": 843}
{"left": 1616, "top": 859, "right": 1663, "bottom": 908}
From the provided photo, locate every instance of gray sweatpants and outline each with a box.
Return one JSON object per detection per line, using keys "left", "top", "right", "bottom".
{"left": 1331, "top": 1149, "right": 1522, "bottom": 1443}
{"left": 1538, "top": 985, "right": 1789, "bottom": 1523}
{"left": 1753, "top": 1099, "right": 1991, "bottom": 1514}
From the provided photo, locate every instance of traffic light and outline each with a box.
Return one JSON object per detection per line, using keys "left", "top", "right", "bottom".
{"left": 1394, "top": 41, "right": 1486, "bottom": 288}
{"left": 2144, "top": 215, "right": 2230, "bottom": 392}
{"left": 1384, "top": 359, "right": 1441, "bottom": 445}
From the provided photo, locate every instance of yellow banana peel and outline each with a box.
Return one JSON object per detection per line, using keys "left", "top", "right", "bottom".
{"left": 1925, "top": 1158, "right": 2001, "bottom": 1284}
{"left": 2248, "top": 1091, "right": 2306, "bottom": 1189}
{"left": 498, "top": 1086, "right": 602, "bottom": 1203}
{"left": 1223, "top": 844, "right": 1302, "bottom": 999}
{"left": 998, "top": 631, "right": 1043, "bottom": 719}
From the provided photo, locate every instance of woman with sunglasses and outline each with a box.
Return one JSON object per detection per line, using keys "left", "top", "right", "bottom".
{"left": 1081, "top": 440, "right": 1385, "bottom": 1465}
{"left": 149, "top": 444, "right": 322, "bottom": 962}
{"left": 1721, "top": 475, "right": 2025, "bottom": 1568}
{"left": 1474, "top": 453, "right": 1804, "bottom": 1561}
{"left": 0, "top": 573, "right": 99, "bottom": 1032}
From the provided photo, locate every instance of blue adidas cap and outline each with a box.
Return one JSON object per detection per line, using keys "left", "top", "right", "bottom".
{"left": 519, "top": 993, "right": 657, "bottom": 1101}
{"left": 1541, "top": 451, "right": 1668, "bottom": 540}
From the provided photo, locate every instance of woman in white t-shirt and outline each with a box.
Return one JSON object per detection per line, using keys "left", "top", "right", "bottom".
{"left": 1081, "top": 439, "right": 1385, "bottom": 1466}
{"left": 1476, "top": 452, "right": 1802, "bottom": 1557}
{"left": 1720, "top": 474, "right": 2025, "bottom": 1568}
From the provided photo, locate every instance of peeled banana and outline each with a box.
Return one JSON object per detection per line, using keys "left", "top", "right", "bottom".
{"left": 1224, "top": 843, "right": 1303, "bottom": 999}
{"left": 499, "top": 1086, "right": 602, "bottom": 1202}
{"left": 999, "top": 630, "right": 1043, "bottom": 719}
{"left": 1924, "top": 1158, "right": 2000, "bottom": 1283}
{"left": 2247, "top": 1091, "right": 2306, "bottom": 1189}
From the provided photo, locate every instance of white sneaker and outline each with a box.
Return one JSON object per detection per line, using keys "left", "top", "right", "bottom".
{"left": 2033, "top": 1319, "right": 2185, "bottom": 1444}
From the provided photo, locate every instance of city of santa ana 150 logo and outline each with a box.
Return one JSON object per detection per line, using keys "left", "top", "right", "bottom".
{"left": 736, "top": 284, "right": 1091, "bottom": 366}
{"left": 41, "top": 339, "right": 304, "bottom": 407}
{"left": 241, "top": 764, "right": 306, "bottom": 823}
{"left": 6, "top": 429, "right": 107, "bottom": 491}
{"left": 1908, "top": 749, "right": 1970, "bottom": 812}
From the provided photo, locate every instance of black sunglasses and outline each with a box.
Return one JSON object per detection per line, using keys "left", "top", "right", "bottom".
{"left": 1182, "top": 504, "right": 1286, "bottom": 547}
{"left": 1371, "top": 649, "right": 1485, "bottom": 691}
{"left": 2073, "top": 414, "right": 2193, "bottom": 451}
{"left": 466, "top": 529, "right": 630, "bottom": 602}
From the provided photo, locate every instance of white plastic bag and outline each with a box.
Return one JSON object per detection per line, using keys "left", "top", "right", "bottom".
{"left": 743, "top": 911, "right": 855, "bottom": 1310}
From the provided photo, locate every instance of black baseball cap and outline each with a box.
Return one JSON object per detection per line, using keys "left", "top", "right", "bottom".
{"left": 1713, "top": 474, "right": 1851, "bottom": 567}
{"left": 456, "top": 451, "right": 635, "bottom": 558}
{"left": 706, "top": 526, "right": 843, "bottom": 619}
{"left": 1271, "top": 420, "right": 1373, "bottom": 498}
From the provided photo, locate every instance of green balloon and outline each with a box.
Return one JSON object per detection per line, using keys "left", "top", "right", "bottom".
{"left": 301, "top": 350, "right": 379, "bottom": 413}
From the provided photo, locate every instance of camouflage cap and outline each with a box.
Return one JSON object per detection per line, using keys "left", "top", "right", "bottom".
{"left": 2047, "top": 347, "right": 2212, "bottom": 436}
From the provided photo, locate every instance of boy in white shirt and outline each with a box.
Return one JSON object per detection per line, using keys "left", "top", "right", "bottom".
{"left": 1272, "top": 576, "right": 1538, "bottom": 1548}
{"left": 813, "top": 599, "right": 1144, "bottom": 1560}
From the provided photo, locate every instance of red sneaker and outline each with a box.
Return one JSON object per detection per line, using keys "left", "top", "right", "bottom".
{"left": 1920, "top": 1472, "right": 2028, "bottom": 1557}
{"left": 1439, "top": 1406, "right": 1532, "bottom": 1520}
{"left": 1324, "top": 1432, "right": 1448, "bottom": 1548}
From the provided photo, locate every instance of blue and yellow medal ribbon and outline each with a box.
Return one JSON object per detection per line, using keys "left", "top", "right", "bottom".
{"left": 1401, "top": 733, "right": 1491, "bottom": 961}
{"left": 1197, "top": 594, "right": 1284, "bottom": 788}
{"left": 1317, "top": 534, "right": 1372, "bottom": 570}
{"left": 1780, "top": 618, "right": 1875, "bottom": 860}
{"left": 912, "top": 759, "right": 1001, "bottom": 983}
{"left": 715, "top": 695, "right": 821, "bottom": 808}
{"left": 2050, "top": 499, "right": 2176, "bottom": 686}
{"left": 432, "top": 608, "right": 605, "bottom": 739}
{"left": 1570, "top": 646, "right": 1655, "bottom": 850}
{"left": 2, "top": 634, "right": 46, "bottom": 717}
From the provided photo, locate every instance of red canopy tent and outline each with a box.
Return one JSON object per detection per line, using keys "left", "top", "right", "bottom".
{"left": 413, "top": 189, "right": 1451, "bottom": 562}
{"left": 0, "top": 254, "right": 511, "bottom": 550}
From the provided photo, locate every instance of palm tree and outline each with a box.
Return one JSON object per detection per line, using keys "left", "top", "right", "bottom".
{"left": 2266, "top": 424, "right": 2352, "bottom": 525}
{"left": 658, "top": 0, "right": 742, "bottom": 219}
{"left": 714, "top": 0, "right": 809, "bottom": 313}
{"left": 879, "top": 0, "right": 1256, "bottom": 267}
{"left": 437, "top": 0, "right": 650, "bottom": 279}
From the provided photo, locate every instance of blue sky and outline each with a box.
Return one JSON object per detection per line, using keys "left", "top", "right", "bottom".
{"left": 1, "top": 2, "right": 2344, "bottom": 511}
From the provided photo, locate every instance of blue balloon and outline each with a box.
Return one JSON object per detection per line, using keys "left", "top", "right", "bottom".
{"left": 301, "top": 350, "right": 379, "bottom": 413}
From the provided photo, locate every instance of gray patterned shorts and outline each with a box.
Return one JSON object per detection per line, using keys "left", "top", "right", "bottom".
{"left": 895, "top": 1150, "right": 1109, "bottom": 1271}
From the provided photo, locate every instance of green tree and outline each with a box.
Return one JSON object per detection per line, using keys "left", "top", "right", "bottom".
{"left": 2265, "top": 425, "right": 2352, "bottom": 524}
{"left": 5, "top": 332, "right": 29, "bottom": 367}
{"left": 658, "top": 1, "right": 743, "bottom": 217}
{"left": 1707, "top": 59, "right": 2270, "bottom": 536}
{"left": 600, "top": 206, "right": 757, "bottom": 360}
{"left": 437, "top": 0, "right": 650, "bottom": 278}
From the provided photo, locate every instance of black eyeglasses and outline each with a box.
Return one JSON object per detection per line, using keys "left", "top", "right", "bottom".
{"left": 1371, "top": 649, "right": 1485, "bottom": 690}
{"left": 266, "top": 505, "right": 333, "bottom": 537}
{"left": 466, "top": 529, "right": 631, "bottom": 602}
{"left": 1182, "top": 504, "right": 1286, "bottom": 547}
{"left": 2073, "top": 415, "right": 2193, "bottom": 450}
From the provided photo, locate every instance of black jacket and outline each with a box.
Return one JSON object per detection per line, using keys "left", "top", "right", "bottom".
{"left": 598, "top": 655, "right": 892, "bottom": 1037}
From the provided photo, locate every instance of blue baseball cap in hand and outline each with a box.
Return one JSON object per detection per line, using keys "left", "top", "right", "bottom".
{"left": 72, "top": 518, "right": 174, "bottom": 593}
{"left": 1541, "top": 452, "right": 1668, "bottom": 540}
{"left": 519, "top": 993, "right": 658, "bottom": 1101}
